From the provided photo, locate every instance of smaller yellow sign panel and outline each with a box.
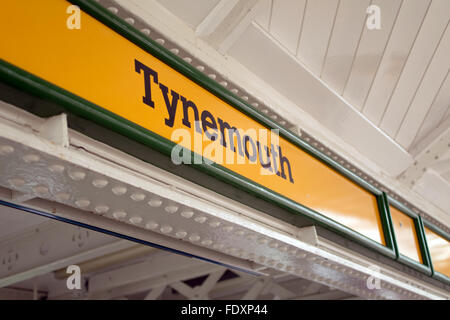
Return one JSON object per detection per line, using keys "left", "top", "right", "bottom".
{"left": 424, "top": 227, "right": 450, "bottom": 277}
{"left": 390, "top": 206, "right": 422, "bottom": 263}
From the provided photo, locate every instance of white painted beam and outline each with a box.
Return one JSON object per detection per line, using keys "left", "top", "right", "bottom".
{"left": 399, "top": 127, "right": 450, "bottom": 186}
{"left": 431, "top": 158, "right": 450, "bottom": 175}
{"left": 170, "top": 281, "right": 196, "bottom": 299}
{"left": 144, "top": 285, "right": 166, "bottom": 300}
{"left": 195, "top": 269, "right": 226, "bottom": 299}
{"left": 413, "top": 169, "right": 450, "bottom": 214}
{"left": 39, "top": 114, "right": 69, "bottom": 148}
{"left": 0, "top": 287, "right": 46, "bottom": 300}
{"left": 296, "top": 226, "right": 318, "bottom": 245}
{"left": 209, "top": 274, "right": 256, "bottom": 299}
{"left": 88, "top": 251, "right": 207, "bottom": 292}
{"left": 11, "top": 191, "right": 36, "bottom": 203}
{"left": 88, "top": 263, "right": 222, "bottom": 299}
{"left": 410, "top": 117, "right": 450, "bottom": 157}
{"left": 241, "top": 278, "right": 270, "bottom": 300}
{"left": 195, "top": 0, "right": 239, "bottom": 37}
{"left": 268, "top": 282, "right": 296, "bottom": 299}
{"left": 217, "top": 0, "right": 263, "bottom": 53}
{"left": 0, "top": 217, "right": 132, "bottom": 287}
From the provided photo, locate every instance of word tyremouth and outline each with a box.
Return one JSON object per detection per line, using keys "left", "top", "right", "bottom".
{"left": 135, "top": 59, "right": 294, "bottom": 183}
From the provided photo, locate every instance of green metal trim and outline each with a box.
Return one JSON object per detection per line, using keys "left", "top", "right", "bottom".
{"left": 388, "top": 197, "right": 421, "bottom": 220}
{"left": 432, "top": 271, "right": 450, "bottom": 286}
{"left": 421, "top": 218, "right": 450, "bottom": 285}
{"left": 417, "top": 216, "right": 433, "bottom": 273}
{"left": 377, "top": 193, "right": 396, "bottom": 254}
{"left": 381, "top": 193, "right": 398, "bottom": 258}
{"left": 386, "top": 196, "right": 432, "bottom": 275}
{"left": 67, "top": 0, "right": 382, "bottom": 196}
{"left": 396, "top": 255, "right": 431, "bottom": 275}
{"left": 396, "top": 236, "right": 432, "bottom": 276}
{"left": 0, "top": 58, "right": 394, "bottom": 259}
{"left": 422, "top": 218, "right": 450, "bottom": 241}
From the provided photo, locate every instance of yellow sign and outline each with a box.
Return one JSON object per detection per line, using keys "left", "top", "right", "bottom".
{"left": 0, "top": 0, "right": 385, "bottom": 244}
{"left": 389, "top": 206, "right": 422, "bottom": 263}
{"left": 424, "top": 227, "right": 450, "bottom": 277}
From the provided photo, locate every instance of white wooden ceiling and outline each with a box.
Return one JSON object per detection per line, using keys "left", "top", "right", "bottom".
{"left": 252, "top": 0, "right": 450, "bottom": 214}
{"left": 143, "top": 0, "right": 450, "bottom": 216}
{"left": 254, "top": 0, "right": 450, "bottom": 152}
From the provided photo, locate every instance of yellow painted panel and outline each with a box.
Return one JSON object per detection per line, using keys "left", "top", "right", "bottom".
{"left": 424, "top": 227, "right": 450, "bottom": 277}
{"left": 0, "top": 0, "right": 385, "bottom": 245}
{"left": 389, "top": 206, "right": 422, "bottom": 263}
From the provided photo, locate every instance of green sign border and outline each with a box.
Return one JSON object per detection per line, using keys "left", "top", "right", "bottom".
{"left": 421, "top": 218, "right": 450, "bottom": 286}
{"left": 386, "top": 196, "right": 433, "bottom": 275}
